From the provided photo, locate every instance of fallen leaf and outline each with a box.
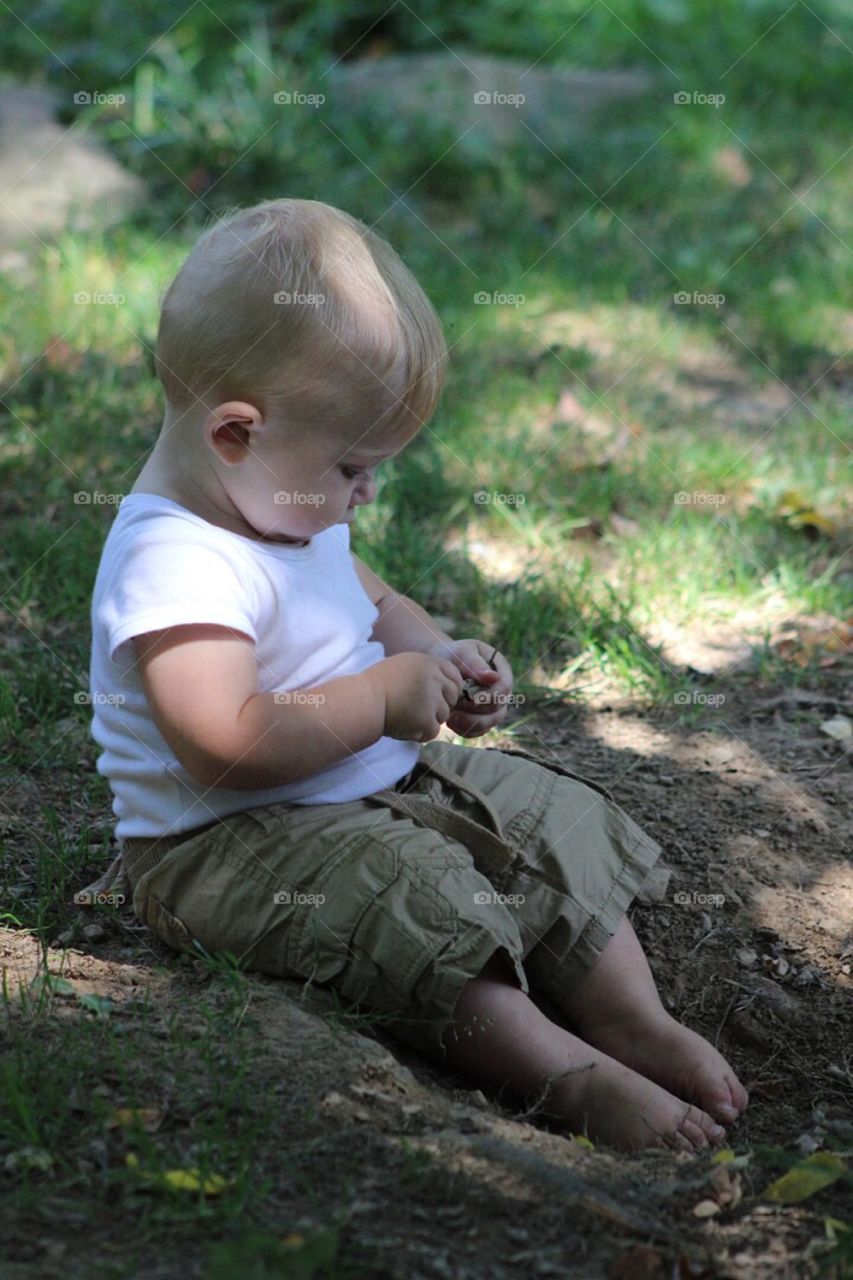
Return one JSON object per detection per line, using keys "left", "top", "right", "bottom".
{"left": 775, "top": 490, "right": 838, "bottom": 536}
{"left": 709, "top": 1162, "right": 743, "bottom": 1208}
{"left": 106, "top": 1107, "right": 165, "bottom": 1133}
{"left": 125, "top": 1151, "right": 233, "bottom": 1195}
{"left": 763, "top": 1150, "right": 847, "bottom": 1203}
{"left": 820, "top": 715, "right": 852, "bottom": 741}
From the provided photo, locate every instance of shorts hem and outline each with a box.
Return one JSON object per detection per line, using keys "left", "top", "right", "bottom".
{"left": 529, "top": 828, "right": 663, "bottom": 1004}
{"left": 385, "top": 928, "right": 530, "bottom": 1061}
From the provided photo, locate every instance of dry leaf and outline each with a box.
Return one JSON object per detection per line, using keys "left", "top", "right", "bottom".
{"left": 775, "top": 490, "right": 839, "bottom": 536}
{"left": 763, "top": 1151, "right": 847, "bottom": 1203}
{"left": 709, "top": 1162, "right": 743, "bottom": 1208}
{"left": 125, "top": 1151, "right": 233, "bottom": 1195}
{"left": 106, "top": 1106, "right": 164, "bottom": 1133}
{"left": 820, "top": 715, "right": 852, "bottom": 741}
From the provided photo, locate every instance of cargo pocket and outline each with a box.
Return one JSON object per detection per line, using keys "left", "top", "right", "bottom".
{"left": 289, "top": 836, "right": 402, "bottom": 986}
{"left": 138, "top": 890, "right": 196, "bottom": 956}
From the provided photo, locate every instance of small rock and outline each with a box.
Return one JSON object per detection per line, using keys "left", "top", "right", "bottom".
{"left": 737, "top": 949, "right": 758, "bottom": 968}
{"left": 793, "top": 965, "right": 820, "bottom": 987}
{"left": 753, "top": 828, "right": 771, "bottom": 839}
{"left": 82, "top": 922, "right": 107, "bottom": 943}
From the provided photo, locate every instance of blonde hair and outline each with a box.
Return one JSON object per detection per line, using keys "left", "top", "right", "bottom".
{"left": 154, "top": 198, "right": 448, "bottom": 440}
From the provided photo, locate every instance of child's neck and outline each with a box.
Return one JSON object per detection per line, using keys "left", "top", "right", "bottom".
{"left": 130, "top": 457, "right": 311, "bottom": 547}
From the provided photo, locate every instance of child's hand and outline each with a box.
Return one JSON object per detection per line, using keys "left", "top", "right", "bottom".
{"left": 367, "top": 651, "right": 464, "bottom": 742}
{"left": 427, "top": 638, "right": 513, "bottom": 738}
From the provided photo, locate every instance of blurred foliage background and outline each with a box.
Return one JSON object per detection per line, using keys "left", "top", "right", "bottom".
{"left": 0, "top": 0, "right": 850, "bottom": 718}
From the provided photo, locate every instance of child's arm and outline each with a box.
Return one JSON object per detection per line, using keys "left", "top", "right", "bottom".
{"left": 353, "top": 554, "right": 511, "bottom": 736}
{"left": 133, "top": 622, "right": 463, "bottom": 790}
{"left": 352, "top": 553, "right": 453, "bottom": 657}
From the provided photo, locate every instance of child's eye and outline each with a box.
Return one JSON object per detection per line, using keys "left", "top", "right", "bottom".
{"left": 341, "top": 467, "right": 363, "bottom": 480}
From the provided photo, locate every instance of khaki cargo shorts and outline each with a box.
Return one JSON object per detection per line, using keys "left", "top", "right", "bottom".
{"left": 121, "top": 742, "right": 663, "bottom": 1061}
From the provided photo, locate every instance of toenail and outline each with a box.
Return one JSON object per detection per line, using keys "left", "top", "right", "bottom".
{"left": 720, "top": 1105, "right": 738, "bottom": 1120}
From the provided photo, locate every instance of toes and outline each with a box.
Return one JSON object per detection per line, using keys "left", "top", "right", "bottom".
{"left": 694, "top": 1064, "right": 749, "bottom": 1124}
{"left": 669, "top": 1107, "right": 726, "bottom": 1153}
{"left": 689, "top": 1106, "right": 726, "bottom": 1147}
{"left": 729, "top": 1075, "right": 749, "bottom": 1113}
{"left": 714, "top": 1072, "right": 749, "bottom": 1121}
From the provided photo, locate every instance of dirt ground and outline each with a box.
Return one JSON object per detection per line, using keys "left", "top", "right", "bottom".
{"left": 2, "top": 660, "right": 852, "bottom": 1279}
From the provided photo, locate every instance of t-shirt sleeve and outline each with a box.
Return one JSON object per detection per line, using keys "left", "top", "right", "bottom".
{"left": 100, "top": 528, "right": 259, "bottom": 667}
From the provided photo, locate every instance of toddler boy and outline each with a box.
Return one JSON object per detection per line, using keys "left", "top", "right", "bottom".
{"left": 87, "top": 198, "right": 747, "bottom": 1152}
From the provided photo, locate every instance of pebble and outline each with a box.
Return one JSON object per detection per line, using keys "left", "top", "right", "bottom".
{"left": 82, "top": 922, "right": 107, "bottom": 943}
{"left": 737, "top": 949, "right": 758, "bottom": 968}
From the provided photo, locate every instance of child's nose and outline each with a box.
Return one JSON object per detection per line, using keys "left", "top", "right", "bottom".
{"left": 352, "top": 478, "right": 377, "bottom": 505}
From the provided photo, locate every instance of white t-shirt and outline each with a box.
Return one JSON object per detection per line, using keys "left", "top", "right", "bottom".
{"left": 88, "top": 493, "right": 419, "bottom": 842}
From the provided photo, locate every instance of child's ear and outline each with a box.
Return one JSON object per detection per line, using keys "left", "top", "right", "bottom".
{"left": 205, "top": 401, "right": 263, "bottom": 464}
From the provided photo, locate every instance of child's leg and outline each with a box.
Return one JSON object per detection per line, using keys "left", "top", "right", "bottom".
{"left": 549, "top": 914, "right": 748, "bottom": 1125}
{"left": 439, "top": 949, "right": 729, "bottom": 1154}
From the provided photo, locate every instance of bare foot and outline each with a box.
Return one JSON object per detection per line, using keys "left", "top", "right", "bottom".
{"left": 543, "top": 1048, "right": 727, "bottom": 1153}
{"left": 576, "top": 1008, "right": 749, "bottom": 1126}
